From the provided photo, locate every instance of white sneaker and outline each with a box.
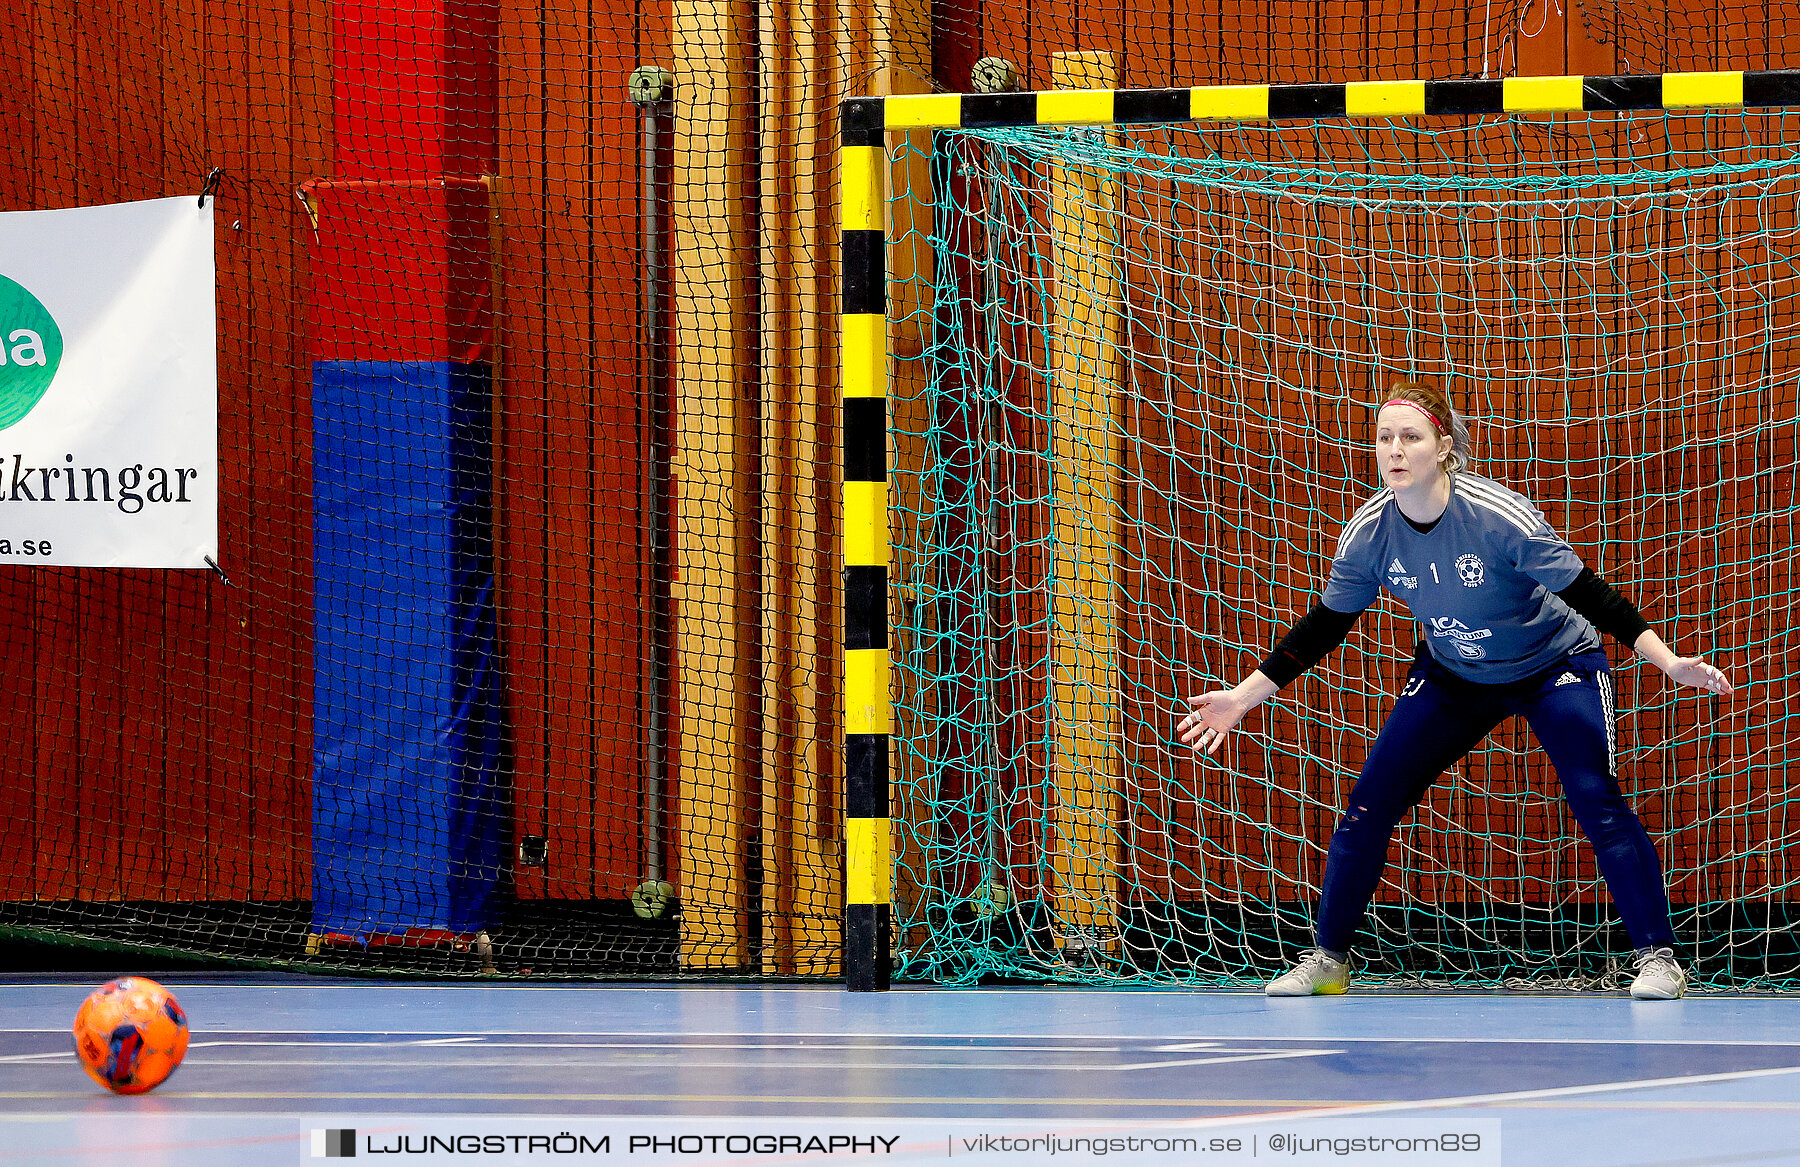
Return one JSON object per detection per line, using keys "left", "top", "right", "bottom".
{"left": 1629, "top": 947, "right": 1687, "bottom": 1000}
{"left": 1265, "top": 949, "right": 1350, "bottom": 996}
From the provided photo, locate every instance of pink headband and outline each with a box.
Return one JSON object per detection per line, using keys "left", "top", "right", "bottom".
{"left": 1382, "top": 398, "right": 1448, "bottom": 436}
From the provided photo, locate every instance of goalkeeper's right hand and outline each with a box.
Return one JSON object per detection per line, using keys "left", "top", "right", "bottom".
{"left": 1179, "top": 671, "right": 1280, "bottom": 754}
{"left": 1179, "top": 690, "right": 1249, "bottom": 754}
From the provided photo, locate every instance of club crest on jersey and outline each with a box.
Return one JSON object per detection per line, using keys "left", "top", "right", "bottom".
{"left": 1386, "top": 557, "right": 1417, "bottom": 590}
{"left": 1456, "top": 553, "right": 1485, "bottom": 587}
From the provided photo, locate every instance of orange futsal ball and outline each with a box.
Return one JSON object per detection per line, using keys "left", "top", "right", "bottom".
{"left": 71, "top": 977, "right": 190, "bottom": 1095}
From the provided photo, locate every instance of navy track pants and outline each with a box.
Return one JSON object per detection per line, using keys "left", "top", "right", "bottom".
{"left": 1315, "top": 644, "right": 1676, "bottom": 954}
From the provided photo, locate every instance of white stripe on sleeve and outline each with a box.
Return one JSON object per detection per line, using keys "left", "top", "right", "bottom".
{"left": 1333, "top": 490, "right": 1393, "bottom": 559}
{"left": 1458, "top": 477, "right": 1546, "bottom": 532}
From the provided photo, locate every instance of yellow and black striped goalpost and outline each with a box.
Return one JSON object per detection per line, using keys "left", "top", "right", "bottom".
{"left": 841, "top": 97, "right": 890, "bottom": 993}
{"left": 835, "top": 66, "right": 1800, "bottom": 992}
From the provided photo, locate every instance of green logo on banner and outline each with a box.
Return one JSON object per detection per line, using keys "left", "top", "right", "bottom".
{"left": 0, "top": 273, "right": 63, "bottom": 430}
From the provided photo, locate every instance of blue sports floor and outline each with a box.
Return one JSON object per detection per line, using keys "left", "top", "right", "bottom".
{"left": 2, "top": 976, "right": 1797, "bottom": 1165}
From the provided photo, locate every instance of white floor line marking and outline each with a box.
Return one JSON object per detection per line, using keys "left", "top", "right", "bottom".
{"left": 166, "top": 1056, "right": 1329, "bottom": 1072}
{"left": 0, "top": 1043, "right": 1336, "bottom": 1071}
{"left": 1115, "top": 1050, "right": 1342, "bottom": 1072}
{"left": 1158, "top": 1063, "right": 1800, "bottom": 1131}
{"left": 407, "top": 1038, "right": 486, "bottom": 1045}
{"left": 1503, "top": 1099, "right": 1800, "bottom": 1112}
{"left": 0, "top": 1037, "right": 487, "bottom": 1062}
{"left": 387, "top": 1051, "right": 1130, "bottom": 1058}
{"left": 6, "top": 1027, "right": 1800, "bottom": 1048}
{"left": 187, "top": 1039, "right": 488, "bottom": 1049}
{"left": 0, "top": 1031, "right": 1134, "bottom": 1047}
{"left": 0, "top": 1037, "right": 1129, "bottom": 1053}
{"left": 0, "top": 1090, "right": 1355, "bottom": 1105}
{"left": 1137, "top": 1047, "right": 1332, "bottom": 1056}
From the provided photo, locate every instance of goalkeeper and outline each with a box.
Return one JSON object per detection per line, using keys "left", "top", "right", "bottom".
{"left": 1176, "top": 380, "right": 1733, "bottom": 1000}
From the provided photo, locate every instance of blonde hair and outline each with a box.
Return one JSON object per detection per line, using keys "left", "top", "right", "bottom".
{"left": 1382, "top": 379, "right": 1473, "bottom": 474}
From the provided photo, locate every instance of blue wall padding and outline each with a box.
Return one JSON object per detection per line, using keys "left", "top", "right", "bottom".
{"left": 312, "top": 359, "right": 508, "bottom": 939}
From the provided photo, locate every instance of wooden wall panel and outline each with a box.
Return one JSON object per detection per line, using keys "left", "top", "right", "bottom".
{"left": 1115, "top": 175, "right": 1182, "bottom": 903}
{"left": 220, "top": 0, "right": 259, "bottom": 902}
{"left": 497, "top": 0, "right": 662, "bottom": 904}
{"left": 496, "top": 0, "right": 555, "bottom": 901}
{"left": 673, "top": 0, "right": 758, "bottom": 967}
{"left": 758, "top": 0, "right": 848, "bottom": 974}
{"left": 1775, "top": 8, "right": 1800, "bottom": 71}
{"left": 540, "top": 0, "right": 604, "bottom": 900}
{"left": 1113, "top": 0, "right": 1172, "bottom": 87}
{"left": 5, "top": 15, "right": 42, "bottom": 899}
{"left": 589, "top": 0, "right": 655, "bottom": 898}
{"left": 1045, "top": 49, "right": 1123, "bottom": 945}
{"left": 158, "top": 0, "right": 221, "bottom": 904}
{"left": 0, "top": 0, "right": 31, "bottom": 900}
{"left": 267, "top": 0, "right": 331, "bottom": 899}
{"left": 24, "top": 0, "right": 93, "bottom": 905}
{"left": 143, "top": 0, "right": 199, "bottom": 907}
{"left": 0, "top": 569, "right": 33, "bottom": 899}
{"left": 0, "top": 0, "right": 33, "bottom": 189}
{"left": 980, "top": 0, "right": 1034, "bottom": 92}
{"left": 207, "top": 0, "right": 262, "bottom": 902}
{"left": 71, "top": 0, "right": 136, "bottom": 905}
{"left": 159, "top": 0, "right": 216, "bottom": 906}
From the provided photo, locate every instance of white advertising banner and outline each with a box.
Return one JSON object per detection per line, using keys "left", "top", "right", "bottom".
{"left": 0, "top": 195, "right": 217, "bottom": 567}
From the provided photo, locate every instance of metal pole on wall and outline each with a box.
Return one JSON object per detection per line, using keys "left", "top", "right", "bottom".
{"left": 630, "top": 65, "right": 675, "bottom": 907}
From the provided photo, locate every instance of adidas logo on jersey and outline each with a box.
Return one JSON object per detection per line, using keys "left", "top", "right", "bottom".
{"left": 1555, "top": 672, "right": 1581, "bottom": 687}
{"left": 1388, "top": 558, "right": 1406, "bottom": 574}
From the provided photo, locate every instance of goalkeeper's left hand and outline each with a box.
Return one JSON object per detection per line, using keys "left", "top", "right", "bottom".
{"left": 1660, "top": 656, "right": 1734, "bottom": 696}
{"left": 1633, "top": 629, "right": 1733, "bottom": 696}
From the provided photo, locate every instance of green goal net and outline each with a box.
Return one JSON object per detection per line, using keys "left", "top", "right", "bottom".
{"left": 888, "top": 107, "right": 1800, "bottom": 989}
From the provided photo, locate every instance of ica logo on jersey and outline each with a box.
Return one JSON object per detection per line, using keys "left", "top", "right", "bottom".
{"left": 1427, "top": 615, "right": 1493, "bottom": 660}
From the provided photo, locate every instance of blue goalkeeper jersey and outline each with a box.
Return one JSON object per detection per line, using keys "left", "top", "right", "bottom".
{"left": 1320, "top": 473, "right": 1599, "bottom": 683}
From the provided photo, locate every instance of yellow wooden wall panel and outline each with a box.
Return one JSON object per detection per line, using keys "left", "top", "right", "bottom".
{"left": 1047, "top": 49, "right": 1123, "bottom": 952}
{"left": 675, "top": 0, "right": 757, "bottom": 970}
{"left": 759, "top": 0, "right": 843, "bottom": 975}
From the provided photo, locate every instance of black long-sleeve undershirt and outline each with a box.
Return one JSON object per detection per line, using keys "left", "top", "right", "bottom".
{"left": 1555, "top": 565, "right": 1653, "bottom": 647}
{"left": 1254, "top": 566, "right": 1652, "bottom": 690}
{"left": 1258, "top": 603, "right": 1363, "bottom": 689}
